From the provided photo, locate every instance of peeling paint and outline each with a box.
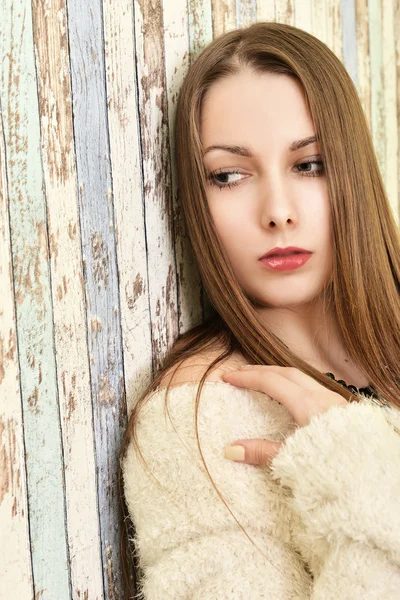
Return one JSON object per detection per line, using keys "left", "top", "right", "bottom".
{"left": 0, "top": 417, "right": 9, "bottom": 504}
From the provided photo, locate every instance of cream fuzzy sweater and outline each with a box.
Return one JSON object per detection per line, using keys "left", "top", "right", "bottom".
{"left": 122, "top": 381, "right": 400, "bottom": 599}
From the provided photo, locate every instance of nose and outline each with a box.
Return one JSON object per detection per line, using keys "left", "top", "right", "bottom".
{"left": 260, "top": 178, "right": 297, "bottom": 230}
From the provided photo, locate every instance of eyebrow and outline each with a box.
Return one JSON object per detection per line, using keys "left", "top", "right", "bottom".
{"left": 203, "top": 135, "right": 319, "bottom": 157}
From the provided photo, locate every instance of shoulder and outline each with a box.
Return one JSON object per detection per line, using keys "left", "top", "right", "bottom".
{"left": 157, "top": 347, "right": 248, "bottom": 390}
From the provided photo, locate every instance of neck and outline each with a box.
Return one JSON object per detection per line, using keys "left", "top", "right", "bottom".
{"left": 256, "top": 297, "right": 370, "bottom": 388}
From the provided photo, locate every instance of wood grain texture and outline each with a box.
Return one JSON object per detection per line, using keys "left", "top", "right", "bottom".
{"left": 163, "top": 0, "right": 204, "bottom": 335}
{"left": 102, "top": 0, "right": 153, "bottom": 416}
{"left": 1, "top": 2, "right": 400, "bottom": 599}
{"left": 189, "top": 0, "right": 214, "bottom": 57}
{"left": 276, "top": 0, "right": 295, "bottom": 24}
{"left": 66, "top": 0, "right": 128, "bottom": 598}
{"left": 0, "top": 1, "right": 71, "bottom": 599}
{"left": 382, "top": 0, "right": 399, "bottom": 222}
{"left": 369, "top": 0, "right": 389, "bottom": 208}
{"left": 355, "top": 0, "right": 372, "bottom": 130}
{"left": 395, "top": 0, "right": 400, "bottom": 219}
{"left": 31, "top": 0, "right": 104, "bottom": 598}
{"left": 134, "top": 0, "right": 179, "bottom": 372}
{"left": 212, "top": 0, "right": 236, "bottom": 36}
{"left": 0, "top": 89, "right": 33, "bottom": 600}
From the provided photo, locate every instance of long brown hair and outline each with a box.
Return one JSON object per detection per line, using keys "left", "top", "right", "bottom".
{"left": 119, "top": 21, "right": 400, "bottom": 598}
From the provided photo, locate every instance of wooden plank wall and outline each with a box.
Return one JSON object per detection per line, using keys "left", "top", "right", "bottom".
{"left": 1, "top": 0, "right": 399, "bottom": 598}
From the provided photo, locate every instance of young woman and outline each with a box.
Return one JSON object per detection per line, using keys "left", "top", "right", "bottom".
{"left": 119, "top": 22, "right": 400, "bottom": 599}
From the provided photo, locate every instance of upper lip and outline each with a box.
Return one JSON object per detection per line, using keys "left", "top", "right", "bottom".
{"left": 260, "top": 246, "right": 312, "bottom": 259}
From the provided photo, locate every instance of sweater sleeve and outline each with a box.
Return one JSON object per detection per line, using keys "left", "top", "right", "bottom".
{"left": 121, "top": 382, "right": 314, "bottom": 599}
{"left": 269, "top": 396, "right": 400, "bottom": 598}
{"left": 122, "top": 383, "right": 400, "bottom": 599}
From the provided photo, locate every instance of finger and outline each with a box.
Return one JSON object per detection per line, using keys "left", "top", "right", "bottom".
{"left": 225, "top": 364, "right": 324, "bottom": 392}
{"left": 223, "top": 439, "right": 283, "bottom": 467}
{"left": 222, "top": 368, "right": 304, "bottom": 415}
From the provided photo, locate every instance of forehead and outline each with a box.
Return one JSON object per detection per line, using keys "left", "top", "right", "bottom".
{"left": 200, "top": 70, "right": 314, "bottom": 149}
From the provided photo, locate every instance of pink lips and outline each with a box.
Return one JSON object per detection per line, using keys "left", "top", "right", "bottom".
{"left": 260, "top": 246, "right": 312, "bottom": 259}
{"left": 259, "top": 246, "right": 313, "bottom": 272}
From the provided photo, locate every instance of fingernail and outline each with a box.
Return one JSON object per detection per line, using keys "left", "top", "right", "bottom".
{"left": 224, "top": 445, "right": 246, "bottom": 461}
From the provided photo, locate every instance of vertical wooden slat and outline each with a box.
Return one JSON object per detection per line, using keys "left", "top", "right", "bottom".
{"left": 1, "top": 2, "right": 400, "bottom": 598}
{"left": 257, "top": 0, "right": 275, "bottom": 22}
{"left": 163, "top": 0, "right": 204, "bottom": 336}
{"left": 368, "top": 0, "right": 386, "bottom": 179}
{"left": 0, "top": 94, "right": 33, "bottom": 600}
{"left": 102, "top": 0, "right": 153, "bottom": 417}
{"left": 311, "top": 1, "right": 328, "bottom": 46}
{"left": 355, "top": 0, "right": 372, "bottom": 130}
{"left": 293, "top": 0, "right": 312, "bottom": 33}
{"left": 237, "top": 0, "right": 256, "bottom": 27}
{"left": 189, "top": 0, "right": 214, "bottom": 56}
{"left": 276, "top": 0, "right": 295, "bottom": 25}
{"left": 134, "top": 0, "right": 179, "bottom": 372}
{"left": 0, "top": 1, "right": 70, "bottom": 598}
{"left": 326, "top": 0, "right": 343, "bottom": 62}
{"left": 341, "top": 0, "right": 358, "bottom": 87}
{"left": 212, "top": 0, "right": 237, "bottom": 37}
{"left": 66, "top": 0, "right": 128, "bottom": 598}
{"left": 31, "top": 1, "right": 104, "bottom": 598}
{"left": 395, "top": 0, "right": 400, "bottom": 218}
{"left": 382, "top": 0, "right": 399, "bottom": 222}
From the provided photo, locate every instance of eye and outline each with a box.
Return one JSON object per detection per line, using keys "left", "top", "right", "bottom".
{"left": 293, "top": 158, "right": 324, "bottom": 177}
{"left": 206, "top": 169, "right": 246, "bottom": 191}
{"left": 206, "top": 157, "right": 325, "bottom": 191}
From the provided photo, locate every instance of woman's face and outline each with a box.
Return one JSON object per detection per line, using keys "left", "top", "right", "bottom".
{"left": 200, "top": 69, "right": 332, "bottom": 310}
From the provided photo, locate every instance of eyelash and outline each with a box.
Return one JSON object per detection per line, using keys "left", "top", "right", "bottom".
{"left": 206, "top": 159, "right": 325, "bottom": 191}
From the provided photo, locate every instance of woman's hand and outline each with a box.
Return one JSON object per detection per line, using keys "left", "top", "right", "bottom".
{"left": 222, "top": 365, "right": 348, "bottom": 467}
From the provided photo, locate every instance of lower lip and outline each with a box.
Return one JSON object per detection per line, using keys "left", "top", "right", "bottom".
{"left": 259, "top": 253, "right": 312, "bottom": 271}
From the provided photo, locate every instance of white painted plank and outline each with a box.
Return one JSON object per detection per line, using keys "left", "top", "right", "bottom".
{"left": 102, "top": 0, "right": 153, "bottom": 415}
{"left": 382, "top": 0, "right": 399, "bottom": 223}
{"left": 163, "top": 0, "right": 204, "bottom": 335}
{"left": 134, "top": 0, "right": 179, "bottom": 371}
{"left": 0, "top": 91, "right": 33, "bottom": 600}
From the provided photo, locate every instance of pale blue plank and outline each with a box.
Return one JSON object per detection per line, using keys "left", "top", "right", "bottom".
{"left": 66, "top": 0, "right": 129, "bottom": 598}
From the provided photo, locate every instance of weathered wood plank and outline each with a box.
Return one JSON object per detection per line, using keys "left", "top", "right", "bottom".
{"left": 382, "top": 0, "right": 398, "bottom": 223}
{"left": 311, "top": 1, "right": 328, "bottom": 46}
{"left": 134, "top": 0, "right": 180, "bottom": 371}
{"left": 368, "top": 0, "right": 386, "bottom": 180}
{"left": 341, "top": 0, "right": 358, "bottom": 87}
{"left": 189, "top": 0, "right": 213, "bottom": 58}
{"left": 0, "top": 92, "right": 33, "bottom": 600}
{"left": 355, "top": 0, "right": 372, "bottom": 130}
{"left": 0, "top": 1, "right": 70, "bottom": 598}
{"left": 212, "top": 0, "right": 236, "bottom": 37}
{"left": 31, "top": 1, "right": 104, "bottom": 598}
{"left": 294, "top": 0, "right": 312, "bottom": 33}
{"left": 394, "top": 0, "right": 400, "bottom": 218}
{"left": 66, "top": 0, "right": 128, "bottom": 597}
{"left": 163, "top": 0, "right": 204, "bottom": 335}
{"left": 188, "top": 0, "right": 215, "bottom": 322}
{"left": 257, "top": 0, "right": 275, "bottom": 22}
{"left": 276, "top": 0, "right": 295, "bottom": 25}
{"left": 327, "top": 0, "right": 343, "bottom": 61}
{"left": 237, "top": 0, "right": 256, "bottom": 27}
{"left": 102, "top": 0, "right": 153, "bottom": 418}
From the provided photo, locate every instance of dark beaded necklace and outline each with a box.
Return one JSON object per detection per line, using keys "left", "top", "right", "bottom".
{"left": 325, "top": 371, "right": 380, "bottom": 401}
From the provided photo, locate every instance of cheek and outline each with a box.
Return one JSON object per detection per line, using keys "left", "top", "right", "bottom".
{"left": 209, "top": 199, "right": 252, "bottom": 250}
